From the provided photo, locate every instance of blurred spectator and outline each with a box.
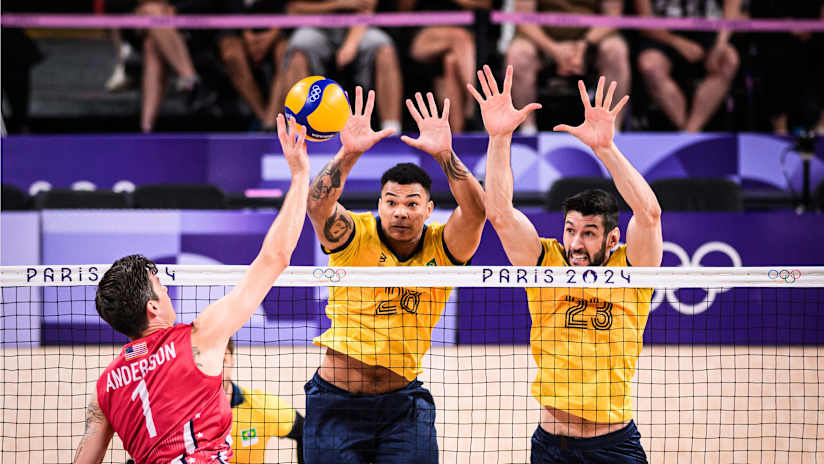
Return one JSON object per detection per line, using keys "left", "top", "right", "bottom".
{"left": 217, "top": 0, "right": 289, "bottom": 130}
{"left": 104, "top": 29, "right": 137, "bottom": 92}
{"left": 634, "top": 0, "right": 741, "bottom": 132}
{"left": 749, "top": 0, "right": 824, "bottom": 135}
{"left": 105, "top": 0, "right": 217, "bottom": 133}
{"left": 276, "top": 0, "right": 403, "bottom": 133}
{"left": 505, "top": 0, "right": 631, "bottom": 134}
{"left": 400, "top": 0, "right": 490, "bottom": 134}
{"left": 1, "top": 27, "right": 44, "bottom": 133}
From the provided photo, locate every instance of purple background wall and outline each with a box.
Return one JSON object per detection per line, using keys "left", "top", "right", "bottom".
{"left": 3, "top": 133, "right": 823, "bottom": 195}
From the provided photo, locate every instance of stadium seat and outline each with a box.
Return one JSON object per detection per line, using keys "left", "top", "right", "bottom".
{"left": 33, "top": 189, "right": 130, "bottom": 209}
{"left": 545, "top": 177, "right": 630, "bottom": 211}
{"left": 133, "top": 184, "right": 225, "bottom": 209}
{"left": 1, "top": 184, "right": 31, "bottom": 210}
{"left": 650, "top": 178, "right": 742, "bottom": 211}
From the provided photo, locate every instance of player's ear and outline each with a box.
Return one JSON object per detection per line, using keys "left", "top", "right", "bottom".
{"left": 145, "top": 299, "right": 160, "bottom": 318}
{"left": 607, "top": 227, "right": 620, "bottom": 249}
{"left": 425, "top": 199, "right": 434, "bottom": 218}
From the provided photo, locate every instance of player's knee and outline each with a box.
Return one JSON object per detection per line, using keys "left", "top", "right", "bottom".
{"left": 598, "top": 36, "right": 629, "bottom": 69}
{"left": 637, "top": 51, "right": 668, "bottom": 80}
{"left": 722, "top": 47, "right": 740, "bottom": 79}
{"left": 506, "top": 40, "right": 537, "bottom": 73}
{"left": 375, "top": 44, "right": 399, "bottom": 68}
{"left": 219, "top": 38, "right": 244, "bottom": 64}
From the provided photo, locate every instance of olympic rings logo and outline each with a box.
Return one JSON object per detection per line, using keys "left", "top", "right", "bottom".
{"left": 313, "top": 268, "right": 347, "bottom": 283}
{"left": 768, "top": 269, "right": 801, "bottom": 283}
{"left": 650, "top": 241, "right": 741, "bottom": 316}
{"left": 308, "top": 85, "right": 322, "bottom": 103}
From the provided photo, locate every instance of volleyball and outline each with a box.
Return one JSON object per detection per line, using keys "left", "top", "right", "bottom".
{"left": 284, "top": 76, "right": 350, "bottom": 142}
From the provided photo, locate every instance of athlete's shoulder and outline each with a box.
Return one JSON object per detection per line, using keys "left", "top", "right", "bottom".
{"left": 538, "top": 237, "right": 566, "bottom": 266}
{"left": 606, "top": 245, "right": 629, "bottom": 267}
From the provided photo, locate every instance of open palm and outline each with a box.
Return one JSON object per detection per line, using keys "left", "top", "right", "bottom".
{"left": 467, "top": 65, "right": 541, "bottom": 137}
{"left": 340, "top": 86, "right": 395, "bottom": 154}
{"left": 553, "top": 76, "right": 628, "bottom": 150}
{"left": 401, "top": 92, "right": 452, "bottom": 156}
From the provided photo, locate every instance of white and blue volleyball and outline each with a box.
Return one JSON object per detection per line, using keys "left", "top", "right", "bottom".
{"left": 284, "top": 76, "right": 350, "bottom": 142}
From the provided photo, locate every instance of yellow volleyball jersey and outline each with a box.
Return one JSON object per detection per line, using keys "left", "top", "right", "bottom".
{"left": 526, "top": 238, "right": 652, "bottom": 424}
{"left": 313, "top": 212, "right": 464, "bottom": 381}
{"left": 229, "top": 383, "right": 296, "bottom": 464}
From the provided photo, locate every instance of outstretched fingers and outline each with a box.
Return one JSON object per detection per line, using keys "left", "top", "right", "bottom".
{"left": 354, "top": 86, "right": 363, "bottom": 116}
{"left": 610, "top": 95, "right": 630, "bottom": 116}
{"left": 406, "top": 98, "right": 423, "bottom": 124}
{"left": 518, "top": 102, "right": 542, "bottom": 118}
{"left": 477, "top": 69, "right": 492, "bottom": 98}
{"left": 483, "top": 65, "right": 499, "bottom": 95}
{"left": 276, "top": 113, "right": 287, "bottom": 149}
{"left": 594, "top": 76, "right": 605, "bottom": 108}
{"left": 502, "top": 65, "right": 513, "bottom": 96}
{"left": 603, "top": 80, "right": 617, "bottom": 111}
{"left": 415, "top": 92, "right": 431, "bottom": 119}
{"left": 364, "top": 89, "right": 376, "bottom": 117}
{"left": 426, "top": 92, "right": 439, "bottom": 119}
{"left": 577, "top": 80, "right": 591, "bottom": 109}
{"left": 466, "top": 83, "right": 484, "bottom": 104}
{"left": 441, "top": 98, "right": 451, "bottom": 121}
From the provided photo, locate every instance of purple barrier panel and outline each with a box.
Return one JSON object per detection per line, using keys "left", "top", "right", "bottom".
{"left": 1, "top": 135, "right": 211, "bottom": 194}
{"left": 459, "top": 212, "right": 824, "bottom": 345}
{"left": 37, "top": 210, "right": 322, "bottom": 345}
{"left": 3, "top": 134, "right": 822, "bottom": 196}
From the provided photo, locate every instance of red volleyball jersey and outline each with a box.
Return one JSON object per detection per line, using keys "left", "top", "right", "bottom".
{"left": 97, "top": 324, "right": 233, "bottom": 464}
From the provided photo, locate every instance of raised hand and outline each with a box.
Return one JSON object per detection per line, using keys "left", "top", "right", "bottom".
{"left": 401, "top": 92, "right": 452, "bottom": 157}
{"left": 340, "top": 86, "right": 395, "bottom": 155}
{"left": 553, "top": 76, "right": 628, "bottom": 150}
{"left": 276, "top": 114, "right": 309, "bottom": 176}
{"left": 467, "top": 64, "right": 541, "bottom": 137}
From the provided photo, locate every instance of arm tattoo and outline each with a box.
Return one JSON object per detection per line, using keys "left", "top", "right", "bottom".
{"left": 310, "top": 160, "right": 343, "bottom": 201}
{"left": 191, "top": 345, "right": 204, "bottom": 368}
{"left": 439, "top": 150, "right": 469, "bottom": 182}
{"left": 74, "top": 399, "right": 105, "bottom": 463}
{"left": 323, "top": 205, "right": 354, "bottom": 243}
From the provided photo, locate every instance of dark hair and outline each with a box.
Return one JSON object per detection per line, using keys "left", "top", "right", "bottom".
{"left": 562, "top": 189, "right": 619, "bottom": 233}
{"left": 226, "top": 338, "right": 235, "bottom": 355}
{"left": 95, "top": 254, "right": 159, "bottom": 340}
{"left": 380, "top": 163, "right": 432, "bottom": 198}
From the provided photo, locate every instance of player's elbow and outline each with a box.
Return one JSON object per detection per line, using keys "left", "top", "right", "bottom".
{"left": 256, "top": 250, "right": 290, "bottom": 274}
{"left": 635, "top": 203, "right": 661, "bottom": 228}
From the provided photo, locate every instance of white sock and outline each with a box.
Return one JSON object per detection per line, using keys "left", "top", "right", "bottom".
{"left": 518, "top": 123, "right": 538, "bottom": 135}
{"left": 382, "top": 120, "right": 401, "bottom": 133}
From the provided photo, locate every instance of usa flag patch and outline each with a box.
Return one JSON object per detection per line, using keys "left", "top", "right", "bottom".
{"left": 124, "top": 342, "right": 148, "bottom": 361}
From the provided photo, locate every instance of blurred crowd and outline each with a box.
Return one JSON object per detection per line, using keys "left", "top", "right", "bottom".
{"left": 1, "top": 0, "right": 823, "bottom": 135}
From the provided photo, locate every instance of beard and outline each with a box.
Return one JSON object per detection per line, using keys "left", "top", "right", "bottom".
{"left": 566, "top": 238, "right": 608, "bottom": 266}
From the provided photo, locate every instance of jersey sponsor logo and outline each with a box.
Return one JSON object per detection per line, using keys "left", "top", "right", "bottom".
{"left": 379, "top": 252, "right": 387, "bottom": 264}
{"left": 240, "top": 427, "right": 258, "bottom": 447}
{"left": 376, "top": 287, "right": 422, "bottom": 315}
{"left": 124, "top": 342, "right": 148, "bottom": 361}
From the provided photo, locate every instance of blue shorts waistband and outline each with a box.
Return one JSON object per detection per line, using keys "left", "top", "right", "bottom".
{"left": 310, "top": 369, "right": 423, "bottom": 397}
{"left": 535, "top": 420, "right": 639, "bottom": 450}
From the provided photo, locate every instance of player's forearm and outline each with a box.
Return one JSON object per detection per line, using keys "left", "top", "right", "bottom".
{"left": 516, "top": 24, "right": 558, "bottom": 56}
{"left": 436, "top": 149, "right": 486, "bottom": 222}
{"left": 717, "top": 0, "right": 742, "bottom": 43}
{"left": 261, "top": 171, "right": 310, "bottom": 265}
{"left": 484, "top": 135, "right": 517, "bottom": 225}
{"left": 594, "top": 143, "right": 661, "bottom": 225}
{"left": 307, "top": 149, "right": 360, "bottom": 218}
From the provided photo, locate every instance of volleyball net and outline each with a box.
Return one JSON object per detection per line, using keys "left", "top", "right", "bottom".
{"left": 1, "top": 265, "right": 823, "bottom": 463}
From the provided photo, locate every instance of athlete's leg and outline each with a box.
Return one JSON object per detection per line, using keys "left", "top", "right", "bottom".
{"left": 373, "top": 381, "right": 438, "bottom": 464}
{"left": 637, "top": 48, "right": 686, "bottom": 130}
{"left": 505, "top": 37, "right": 541, "bottom": 132}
